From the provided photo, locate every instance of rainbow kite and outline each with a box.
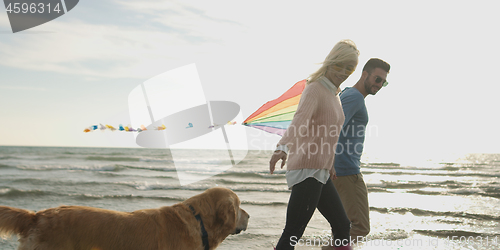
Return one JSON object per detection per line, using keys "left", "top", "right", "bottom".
{"left": 243, "top": 79, "right": 306, "bottom": 136}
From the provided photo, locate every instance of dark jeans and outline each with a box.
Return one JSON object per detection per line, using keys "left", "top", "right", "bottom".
{"left": 276, "top": 177, "right": 351, "bottom": 249}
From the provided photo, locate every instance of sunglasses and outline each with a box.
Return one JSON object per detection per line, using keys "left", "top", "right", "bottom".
{"left": 332, "top": 63, "right": 355, "bottom": 75}
{"left": 374, "top": 76, "right": 389, "bottom": 87}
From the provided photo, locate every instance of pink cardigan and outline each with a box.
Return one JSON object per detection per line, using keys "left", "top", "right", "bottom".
{"left": 278, "top": 79, "right": 345, "bottom": 172}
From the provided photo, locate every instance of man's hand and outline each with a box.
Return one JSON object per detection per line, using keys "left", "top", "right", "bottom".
{"left": 269, "top": 150, "right": 287, "bottom": 174}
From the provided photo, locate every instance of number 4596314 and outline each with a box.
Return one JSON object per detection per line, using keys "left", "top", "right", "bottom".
{"left": 445, "top": 236, "right": 498, "bottom": 246}
{"left": 5, "top": 2, "right": 61, "bottom": 14}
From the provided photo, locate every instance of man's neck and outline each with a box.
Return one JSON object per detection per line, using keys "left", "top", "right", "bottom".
{"left": 353, "top": 81, "right": 368, "bottom": 98}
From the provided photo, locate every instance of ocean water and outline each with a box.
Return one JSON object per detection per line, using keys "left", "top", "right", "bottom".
{"left": 0, "top": 146, "right": 499, "bottom": 250}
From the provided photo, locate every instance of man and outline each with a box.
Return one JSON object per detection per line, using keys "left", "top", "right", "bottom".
{"left": 333, "top": 58, "right": 391, "bottom": 242}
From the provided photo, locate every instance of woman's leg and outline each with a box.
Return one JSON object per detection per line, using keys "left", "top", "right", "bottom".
{"left": 275, "top": 178, "right": 323, "bottom": 250}
{"left": 316, "top": 178, "right": 351, "bottom": 247}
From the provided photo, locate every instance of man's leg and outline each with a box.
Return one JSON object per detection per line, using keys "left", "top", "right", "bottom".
{"left": 333, "top": 173, "right": 370, "bottom": 239}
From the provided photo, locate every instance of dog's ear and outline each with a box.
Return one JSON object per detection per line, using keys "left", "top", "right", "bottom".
{"left": 215, "top": 197, "right": 237, "bottom": 230}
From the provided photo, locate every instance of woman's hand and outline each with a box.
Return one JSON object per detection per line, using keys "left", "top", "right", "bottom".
{"left": 269, "top": 150, "right": 287, "bottom": 174}
{"left": 330, "top": 169, "right": 337, "bottom": 181}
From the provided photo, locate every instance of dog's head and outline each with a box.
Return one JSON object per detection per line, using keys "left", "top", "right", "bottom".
{"left": 184, "top": 187, "right": 249, "bottom": 238}
{"left": 211, "top": 188, "right": 249, "bottom": 235}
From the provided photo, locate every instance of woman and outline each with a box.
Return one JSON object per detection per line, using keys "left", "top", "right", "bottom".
{"left": 270, "top": 39, "right": 359, "bottom": 250}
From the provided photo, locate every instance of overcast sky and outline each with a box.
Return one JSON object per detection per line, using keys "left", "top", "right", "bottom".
{"left": 1, "top": 0, "right": 499, "bottom": 163}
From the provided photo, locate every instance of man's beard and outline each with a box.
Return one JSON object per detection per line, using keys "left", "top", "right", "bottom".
{"left": 364, "top": 79, "right": 376, "bottom": 95}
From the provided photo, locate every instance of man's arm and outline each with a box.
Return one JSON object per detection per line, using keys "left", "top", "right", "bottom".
{"left": 340, "top": 92, "right": 364, "bottom": 126}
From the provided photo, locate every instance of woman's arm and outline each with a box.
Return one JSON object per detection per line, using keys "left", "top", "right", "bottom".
{"left": 278, "top": 84, "right": 318, "bottom": 147}
{"left": 269, "top": 84, "right": 319, "bottom": 173}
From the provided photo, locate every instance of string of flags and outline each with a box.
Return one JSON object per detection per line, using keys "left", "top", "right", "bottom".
{"left": 83, "top": 124, "right": 161, "bottom": 133}
{"left": 83, "top": 121, "right": 237, "bottom": 133}
{"left": 208, "top": 121, "right": 236, "bottom": 129}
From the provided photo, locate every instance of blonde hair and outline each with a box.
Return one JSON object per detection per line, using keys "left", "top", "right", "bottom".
{"left": 307, "top": 39, "right": 360, "bottom": 84}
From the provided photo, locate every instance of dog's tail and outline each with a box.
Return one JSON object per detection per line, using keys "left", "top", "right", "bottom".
{"left": 0, "top": 206, "right": 36, "bottom": 238}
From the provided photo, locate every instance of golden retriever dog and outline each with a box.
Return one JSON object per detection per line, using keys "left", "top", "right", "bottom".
{"left": 0, "top": 187, "right": 249, "bottom": 250}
